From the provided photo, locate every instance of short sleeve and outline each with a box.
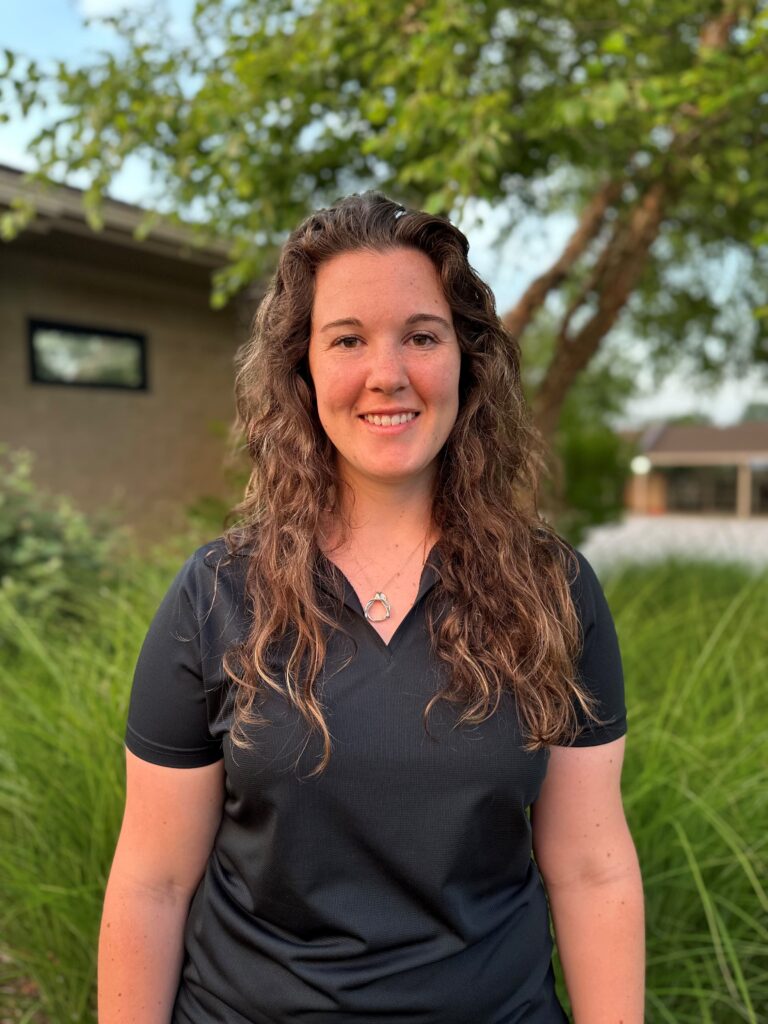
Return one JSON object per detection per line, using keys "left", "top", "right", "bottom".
{"left": 564, "top": 549, "right": 628, "bottom": 747}
{"left": 125, "top": 553, "right": 224, "bottom": 768}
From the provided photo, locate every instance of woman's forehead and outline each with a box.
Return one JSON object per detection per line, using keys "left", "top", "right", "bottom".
{"left": 311, "top": 248, "right": 451, "bottom": 323}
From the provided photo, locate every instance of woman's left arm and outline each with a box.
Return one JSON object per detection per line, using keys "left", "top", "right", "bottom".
{"left": 531, "top": 736, "right": 645, "bottom": 1024}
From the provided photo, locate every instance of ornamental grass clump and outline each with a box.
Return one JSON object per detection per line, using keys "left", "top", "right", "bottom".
{"left": 552, "top": 558, "right": 767, "bottom": 1024}
{"left": 0, "top": 555, "right": 176, "bottom": 1024}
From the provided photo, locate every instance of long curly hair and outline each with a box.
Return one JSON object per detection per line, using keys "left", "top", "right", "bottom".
{"left": 222, "top": 191, "right": 604, "bottom": 776}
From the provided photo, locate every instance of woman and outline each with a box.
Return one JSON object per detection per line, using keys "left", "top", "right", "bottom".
{"left": 98, "top": 193, "right": 645, "bottom": 1023}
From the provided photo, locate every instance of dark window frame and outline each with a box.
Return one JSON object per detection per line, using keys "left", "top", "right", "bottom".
{"left": 662, "top": 464, "right": 738, "bottom": 514}
{"left": 28, "top": 318, "right": 149, "bottom": 391}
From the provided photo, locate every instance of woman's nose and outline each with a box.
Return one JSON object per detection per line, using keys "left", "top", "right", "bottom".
{"left": 365, "top": 342, "right": 409, "bottom": 393}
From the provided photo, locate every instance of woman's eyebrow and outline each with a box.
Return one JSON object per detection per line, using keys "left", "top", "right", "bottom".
{"left": 319, "top": 313, "right": 453, "bottom": 332}
{"left": 320, "top": 317, "right": 364, "bottom": 332}
{"left": 405, "top": 313, "right": 453, "bottom": 331}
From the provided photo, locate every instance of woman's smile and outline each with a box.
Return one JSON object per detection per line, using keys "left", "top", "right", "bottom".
{"left": 358, "top": 410, "right": 420, "bottom": 430}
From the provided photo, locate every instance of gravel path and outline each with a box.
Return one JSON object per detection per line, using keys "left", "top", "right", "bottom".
{"left": 579, "top": 515, "right": 768, "bottom": 574}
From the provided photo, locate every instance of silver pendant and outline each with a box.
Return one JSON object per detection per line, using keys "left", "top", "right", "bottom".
{"left": 364, "top": 591, "right": 391, "bottom": 622}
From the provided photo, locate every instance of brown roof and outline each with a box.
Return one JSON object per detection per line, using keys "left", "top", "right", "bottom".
{"left": 0, "top": 163, "right": 230, "bottom": 267}
{"left": 643, "top": 422, "right": 768, "bottom": 456}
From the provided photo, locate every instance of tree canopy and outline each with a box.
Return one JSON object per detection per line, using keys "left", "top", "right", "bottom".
{"left": 2, "top": 0, "right": 768, "bottom": 437}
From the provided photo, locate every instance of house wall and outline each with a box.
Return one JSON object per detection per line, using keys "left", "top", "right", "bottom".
{"left": 0, "top": 233, "right": 244, "bottom": 540}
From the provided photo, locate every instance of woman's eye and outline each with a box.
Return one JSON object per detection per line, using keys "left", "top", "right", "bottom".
{"left": 331, "top": 333, "right": 436, "bottom": 349}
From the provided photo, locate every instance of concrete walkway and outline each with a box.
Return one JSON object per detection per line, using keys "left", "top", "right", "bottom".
{"left": 579, "top": 514, "right": 768, "bottom": 573}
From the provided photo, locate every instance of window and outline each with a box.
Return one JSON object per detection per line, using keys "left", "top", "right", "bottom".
{"left": 753, "top": 466, "right": 768, "bottom": 515}
{"left": 664, "top": 466, "right": 737, "bottom": 513}
{"left": 28, "top": 319, "right": 147, "bottom": 390}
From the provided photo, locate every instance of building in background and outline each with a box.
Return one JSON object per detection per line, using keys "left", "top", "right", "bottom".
{"left": 0, "top": 164, "right": 259, "bottom": 538}
{"left": 625, "top": 422, "right": 768, "bottom": 518}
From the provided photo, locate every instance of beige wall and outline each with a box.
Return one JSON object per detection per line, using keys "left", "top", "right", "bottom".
{"left": 624, "top": 471, "right": 667, "bottom": 514}
{"left": 0, "top": 233, "right": 244, "bottom": 540}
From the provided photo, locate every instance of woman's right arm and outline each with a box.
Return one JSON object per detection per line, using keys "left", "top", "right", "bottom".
{"left": 98, "top": 749, "right": 225, "bottom": 1024}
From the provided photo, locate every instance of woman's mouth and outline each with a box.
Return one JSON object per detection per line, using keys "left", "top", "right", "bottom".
{"left": 360, "top": 411, "right": 418, "bottom": 426}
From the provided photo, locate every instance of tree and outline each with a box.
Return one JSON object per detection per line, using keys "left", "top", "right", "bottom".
{"left": 742, "top": 402, "right": 768, "bottom": 421}
{"left": 521, "top": 309, "right": 638, "bottom": 542}
{"left": 667, "top": 412, "right": 715, "bottom": 425}
{"left": 2, "top": 0, "right": 768, "bottom": 447}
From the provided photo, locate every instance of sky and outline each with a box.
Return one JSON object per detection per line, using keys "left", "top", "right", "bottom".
{"left": 3, "top": 0, "right": 766, "bottom": 428}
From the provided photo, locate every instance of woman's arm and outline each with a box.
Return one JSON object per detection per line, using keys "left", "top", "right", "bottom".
{"left": 98, "top": 750, "right": 225, "bottom": 1024}
{"left": 531, "top": 737, "right": 645, "bottom": 1024}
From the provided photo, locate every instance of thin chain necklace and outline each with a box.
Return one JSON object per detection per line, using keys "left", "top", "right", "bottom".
{"left": 347, "top": 530, "right": 431, "bottom": 623}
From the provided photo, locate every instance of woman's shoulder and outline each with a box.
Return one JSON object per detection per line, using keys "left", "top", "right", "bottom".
{"left": 186, "top": 532, "right": 251, "bottom": 569}
{"left": 170, "top": 534, "right": 252, "bottom": 606}
{"left": 532, "top": 525, "right": 604, "bottom": 622}
{"left": 161, "top": 536, "right": 253, "bottom": 652}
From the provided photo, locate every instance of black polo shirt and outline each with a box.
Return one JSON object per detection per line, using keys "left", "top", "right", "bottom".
{"left": 125, "top": 537, "right": 627, "bottom": 1023}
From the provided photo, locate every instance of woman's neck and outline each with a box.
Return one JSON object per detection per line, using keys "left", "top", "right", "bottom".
{"left": 320, "top": 473, "right": 438, "bottom": 556}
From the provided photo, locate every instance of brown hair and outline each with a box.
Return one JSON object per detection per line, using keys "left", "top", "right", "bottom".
{"left": 223, "top": 191, "right": 603, "bottom": 775}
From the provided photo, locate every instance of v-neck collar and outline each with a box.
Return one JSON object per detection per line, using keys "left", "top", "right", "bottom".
{"left": 314, "top": 541, "right": 443, "bottom": 619}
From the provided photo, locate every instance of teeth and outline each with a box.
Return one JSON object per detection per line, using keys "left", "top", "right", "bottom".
{"left": 363, "top": 412, "right": 417, "bottom": 426}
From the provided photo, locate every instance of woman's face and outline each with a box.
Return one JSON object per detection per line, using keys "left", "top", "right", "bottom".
{"left": 308, "top": 247, "right": 462, "bottom": 495}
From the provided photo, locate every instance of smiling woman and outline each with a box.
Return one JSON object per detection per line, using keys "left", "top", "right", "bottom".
{"left": 99, "top": 192, "right": 644, "bottom": 1024}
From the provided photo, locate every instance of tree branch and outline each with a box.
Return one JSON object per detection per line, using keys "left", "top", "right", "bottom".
{"left": 501, "top": 178, "right": 623, "bottom": 340}
{"left": 532, "top": 181, "right": 668, "bottom": 440}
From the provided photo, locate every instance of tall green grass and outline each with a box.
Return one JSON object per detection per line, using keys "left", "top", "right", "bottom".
{"left": 0, "top": 557, "right": 175, "bottom": 1024}
{"left": 1, "top": 558, "right": 766, "bottom": 1022}
{"left": 553, "top": 558, "right": 768, "bottom": 1024}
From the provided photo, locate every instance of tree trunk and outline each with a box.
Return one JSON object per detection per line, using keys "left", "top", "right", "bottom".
{"left": 501, "top": 179, "right": 623, "bottom": 340}
{"left": 532, "top": 180, "right": 668, "bottom": 442}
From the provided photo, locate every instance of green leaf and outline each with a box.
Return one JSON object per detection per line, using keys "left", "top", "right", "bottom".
{"left": 601, "top": 30, "right": 627, "bottom": 56}
{"left": 1, "top": 47, "right": 16, "bottom": 75}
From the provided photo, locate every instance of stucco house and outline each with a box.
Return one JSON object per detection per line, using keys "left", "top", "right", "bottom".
{"left": 624, "top": 421, "right": 768, "bottom": 517}
{"left": 0, "top": 164, "right": 257, "bottom": 538}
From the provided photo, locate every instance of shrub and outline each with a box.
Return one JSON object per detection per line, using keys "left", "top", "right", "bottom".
{"left": 555, "top": 419, "right": 635, "bottom": 546}
{"left": 0, "top": 445, "right": 120, "bottom": 625}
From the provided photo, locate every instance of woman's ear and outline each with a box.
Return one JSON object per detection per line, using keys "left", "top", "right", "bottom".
{"left": 457, "top": 351, "right": 473, "bottom": 407}
{"left": 297, "top": 352, "right": 314, "bottom": 388}
{"left": 294, "top": 363, "right": 317, "bottom": 415}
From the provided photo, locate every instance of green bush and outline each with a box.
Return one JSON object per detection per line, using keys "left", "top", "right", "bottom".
{"left": 555, "top": 418, "right": 635, "bottom": 547}
{"left": 551, "top": 358, "right": 637, "bottom": 547}
{"left": 0, "top": 445, "right": 120, "bottom": 625}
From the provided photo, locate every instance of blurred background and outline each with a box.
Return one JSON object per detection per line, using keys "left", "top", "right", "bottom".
{"left": 1, "top": 3, "right": 766, "bottom": 1022}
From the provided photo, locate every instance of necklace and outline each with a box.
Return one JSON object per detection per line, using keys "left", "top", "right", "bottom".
{"left": 348, "top": 531, "right": 431, "bottom": 623}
